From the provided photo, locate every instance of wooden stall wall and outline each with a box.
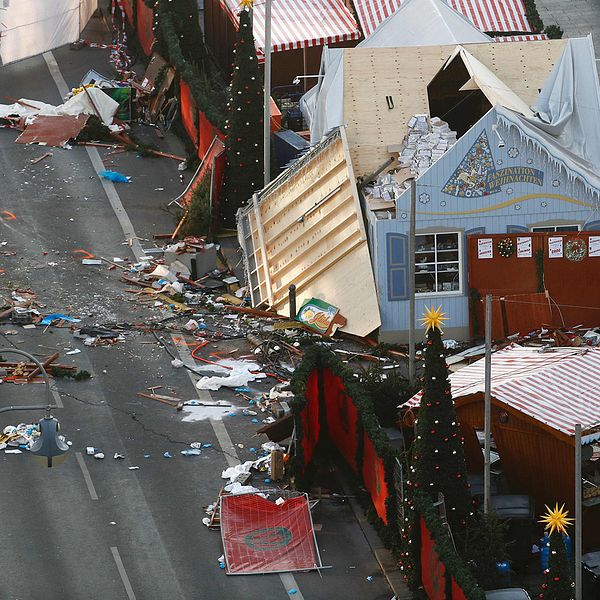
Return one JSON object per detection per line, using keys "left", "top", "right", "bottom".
{"left": 374, "top": 105, "right": 600, "bottom": 340}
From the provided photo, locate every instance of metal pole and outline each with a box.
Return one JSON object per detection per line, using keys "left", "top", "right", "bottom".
{"left": 484, "top": 293, "right": 492, "bottom": 514}
{"left": 408, "top": 178, "right": 416, "bottom": 386}
{"left": 263, "top": 0, "right": 272, "bottom": 187}
{"left": 288, "top": 284, "right": 297, "bottom": 319}
{"left": 575, "top": 423, "right": 582, "bottom": 600}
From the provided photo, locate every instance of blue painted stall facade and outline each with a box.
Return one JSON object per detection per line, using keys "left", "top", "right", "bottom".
{"left": 368, "top": 108, "right": 600, "bottom": 341}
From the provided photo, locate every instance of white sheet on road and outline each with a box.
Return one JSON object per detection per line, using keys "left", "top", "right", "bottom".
{"left": 0, "top": 0, "right": 98, "bottom": 65}
{"left": 0, "top": 88, "right": 119, "bottom": 126}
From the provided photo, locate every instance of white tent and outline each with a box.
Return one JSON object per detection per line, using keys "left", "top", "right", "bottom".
{"left": 301, "top": 0, "right": 492, "bottom": 143}
{"left": 0, "top": 0, "right": 98, "bottom": 65}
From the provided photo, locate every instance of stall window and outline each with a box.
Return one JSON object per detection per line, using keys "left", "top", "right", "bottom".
{"left": 531, "top": 224, "right": 580, "bottom": 233}
{"left": 415, "top": 232, "right": 461, "bottom": 295}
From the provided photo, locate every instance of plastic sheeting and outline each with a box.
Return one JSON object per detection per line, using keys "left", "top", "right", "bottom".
{"left": 0, "top": 0, "right": 98, "bottom": 65}
{"left": 0, "top": 88, "right": 119, "bottom": 127}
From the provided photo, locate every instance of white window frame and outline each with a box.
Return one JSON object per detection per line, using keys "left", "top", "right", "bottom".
{"left": 531, "top": 224, "right": 581, "bottom": 233}
{"left": 414, "top": 231, "right": 463, "bottom": 297}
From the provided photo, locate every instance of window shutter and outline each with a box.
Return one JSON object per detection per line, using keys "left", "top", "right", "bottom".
{"left": 507, "top": 225, "right": 528, "bottom": 233}
{"left": 386, "top": 233, "right": 408, "bottom": 301}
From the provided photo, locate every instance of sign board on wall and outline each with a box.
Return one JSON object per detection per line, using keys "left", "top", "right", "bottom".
{"left": 589, "top": 236, "right": 600, "bottom": 257}
{"left": 517, "top": 237, "right": 532, "bottom": 258}
{"left": 478, "top": 238, "right": 493, "bottom": 259}
{"left": 548, "top": 237, "right": 563, "bottom": 258}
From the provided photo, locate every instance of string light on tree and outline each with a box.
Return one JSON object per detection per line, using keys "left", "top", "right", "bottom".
{"left": 538, "top": 504, "right": 575, "bottom": 600}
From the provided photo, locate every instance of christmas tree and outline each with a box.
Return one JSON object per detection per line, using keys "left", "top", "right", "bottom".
{"left": 539, "top": 504, "right": 575, "bottom": 600}
{"left": 411, "top": 306, "right": 473, "bottom": 533}
{"left": 221, "top": 0, "right": 264, "bottom": 227}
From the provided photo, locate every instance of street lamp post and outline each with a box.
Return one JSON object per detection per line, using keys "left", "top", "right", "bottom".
{"left": 0, "top": 348, "right": 67, "bottom": 467}
{"left": 263, "top": 0, "right": 272, "bottom": 187}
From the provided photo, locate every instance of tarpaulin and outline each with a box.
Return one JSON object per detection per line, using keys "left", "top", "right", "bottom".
{"left": 136, "top": 0, "right": 155, "bottom": 56}
{"left": 362, "top": 432, "right": 389, "bottom": 524}
{"left": 420, "top": 516, "right": 446, "bottom": 600}
{"left": 180, "top": 79, "right": 199, "bottom": 148}
{"left": 300, "top": 370, "right": 320, "bottom": 470}
{"left": 322, "top": 369, "right": 358, "bottom": 473}
{"left": 220, "top": 493, "right": 320, "bottom": 574}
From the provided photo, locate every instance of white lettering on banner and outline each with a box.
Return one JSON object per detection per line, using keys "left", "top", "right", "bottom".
{"left": 517, "top": 237, "right": 532, "bottom": 258}
{"left": 548, "top": 237, "right": 563, "bottom": 259}
{"left": 589, "top": 236, "right": 600, "bottom": 257}
{"left": 478, "top": 238, "right": 493, "bottom": 259}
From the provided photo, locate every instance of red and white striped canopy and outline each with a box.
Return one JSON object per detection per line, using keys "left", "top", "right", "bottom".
{"left": 354, "top": 0, "right": 534, "bottom": 38}
{"left": 405, "top": 346, "right": 600, "bottom": 436}
{"left": 221, "top": 0, "right": 362, "bottom": 53}
{"left": 494, "top": 34, "right": 548, "bottom": 42}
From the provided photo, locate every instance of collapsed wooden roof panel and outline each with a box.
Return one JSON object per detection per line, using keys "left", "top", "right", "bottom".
{"left": 343, "top": 39, "right": 567, "bottom": 175}
{"left": 238, "top": 128, "right": 381, "bottom": 338}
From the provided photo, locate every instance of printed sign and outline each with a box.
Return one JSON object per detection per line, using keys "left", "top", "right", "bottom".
{"left": 589, "top": 236, "right": 600, "bottom": 257}
{"left": 296, "top": 298, "right": 347, "bottom": 336}
{"left": 548, "top": 237, "right": 563, "bottom": 258}
{"left": 478, "top": 238, "right": 493, "bottom": 259}
{"left": 442, "top": 130, "right": 544, "bottom": 197}
{"left": 517, "top": 237, "right": 532, "bottom": 258}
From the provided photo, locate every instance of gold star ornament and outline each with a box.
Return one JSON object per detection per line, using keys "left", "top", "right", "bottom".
{"left": 539, "top": 503, "right": 574, "bottom": 535}
{"left": 239, "top": 0, "right": 254, "bottom": 8}
{"left": 420, "top": 305, "right": 448, "bottom": 333}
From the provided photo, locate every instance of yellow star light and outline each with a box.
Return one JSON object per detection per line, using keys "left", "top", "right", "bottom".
{"left": 539, "top": 503, "right": 574, "bottom": 536}
{"left": 239, "top": 0, "right": 254, "bottom": 8}
{"left": 419, "top": 305, "right": 448, "bottom": 333}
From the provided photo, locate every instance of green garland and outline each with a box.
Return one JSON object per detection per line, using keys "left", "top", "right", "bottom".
{"left": 414, "top": 489, "right": 486, "bottom": 600}
{"left": 290, "top": 344, "right": 401, "bottom": 548}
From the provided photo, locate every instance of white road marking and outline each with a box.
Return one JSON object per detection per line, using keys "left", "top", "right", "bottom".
{"left": 43, "top": 51, "right": 145, "bottom": 262}
{"left": 75, "top": 451, "right": 99, "bottom": 500}
{"left": 171, "top": 336, "right": 304, "bottom": 595}
{"left": 45, "top": 46, "right": 303, "bottom": 600}
{"left": 111, "top": 546, "right": 137, "bottom": 600}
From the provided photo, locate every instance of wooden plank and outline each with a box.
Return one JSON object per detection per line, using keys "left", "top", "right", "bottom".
{"left": 252, "top": 193, "right": 274, "bottom": 306}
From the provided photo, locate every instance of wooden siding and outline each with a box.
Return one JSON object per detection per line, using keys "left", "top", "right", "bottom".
{"left": 375, "top": 108, "right": 600, "bottom": 337}
{"left": 343, "top": 40, "right": 566, "bottom": 177}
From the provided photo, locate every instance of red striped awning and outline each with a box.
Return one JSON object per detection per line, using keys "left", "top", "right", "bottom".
{"left": 405, "top": 345, "right": 600, "bottom": 436}
{"left": 495, "top": 34, "right": 548, "bottom": 41}
{"left": 220, "top": 0, "right": 362, "bottom": 53}
{"left": 353, "top": 0, "right": 534, "bottom": 38}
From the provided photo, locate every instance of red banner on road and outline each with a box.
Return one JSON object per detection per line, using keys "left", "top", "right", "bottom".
{"left": 221, "top": 494, "right": 320, "bottom": 575}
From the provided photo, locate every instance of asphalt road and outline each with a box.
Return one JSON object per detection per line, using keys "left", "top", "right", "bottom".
{"left": 0, "top": 14, "right": 394, "bottom": 600}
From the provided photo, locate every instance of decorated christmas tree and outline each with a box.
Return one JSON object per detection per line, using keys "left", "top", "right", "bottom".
{"left": 411, "top": 306, "right": 473, "bottom": 533}
{"left": 221, "top": 0, "right": 264, "bottom": 227}
{"left": 539, "top": 504, "right": 575, "bottom": 600}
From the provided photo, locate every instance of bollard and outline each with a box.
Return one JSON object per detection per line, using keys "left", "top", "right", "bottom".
{"left": 288, "top": 284, "right": 297, "bottom": 319}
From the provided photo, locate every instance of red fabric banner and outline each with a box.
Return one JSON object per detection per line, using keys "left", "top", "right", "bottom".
{"left": 322, "top": 369, "right": 359, "bottom": 472}
{"left": 221, "top": 494, "right": 318, "bottom": 574}
{"left": 198, "top": 112, "right": 225, "bottom": 159}
{"left": 362, "top": 432, "right": 389, "bottom": 523}
{"left": 182, "top": 138, "right": 225, "bottom": 207}
{"left": 180, "top": 79, "right": 198, "bottom": 148}
{"left": 420, "top": 516, "right": 446, "bottom": 600}
{"left": 300, "top": 370, "right": 320, "bottom": 469}
{"left": 136, "top": 0, "right": 155, "bottom": 56}
{"left": 452, "top": 577, "right": 468, "bottom": 600}
{"left": 122, "top": 0, "right": 134, "bottom": 25}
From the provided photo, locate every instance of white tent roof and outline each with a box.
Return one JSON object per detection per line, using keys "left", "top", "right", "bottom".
{"left": 358, "top": 0, "right": 492, "bottom": 48}
{"left": 301, "top": 0, "right": 492, "bottom": 143}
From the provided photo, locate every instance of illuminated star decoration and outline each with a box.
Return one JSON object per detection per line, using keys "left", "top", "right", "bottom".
{"left": 419, "top": 305, "right": 448, "bottom": 333}
{"left": 539, "top": 503, "right": 574, "bottom": 535}
{"left": 239, "top": 0, "right": 254, "bottom": 8}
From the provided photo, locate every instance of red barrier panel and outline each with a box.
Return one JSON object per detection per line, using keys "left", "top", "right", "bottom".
{"left": 452, "top": 577, "right": 468, "bottom": 600}
{"left": 300, "top": 370, "right": 320, "bottom": 470}
{"left": 180, "top": 79, "right": 198, "bottom": 148}
{"left": 420, "top": 516, "right": 446, "bottom": 600}
{"left": 362, "top": 432, "right": 389, "bottom": 524}
{"left": 221, "top": 494, "right": 318, "bottom": 574}
{"left": 198, "top": 111, "right": 225, "bottom": 159}
{"left": 322, "top": 369, "right": 359, "bottom": 473}
{"left": 136, "top": 0, "right": 155, "bottom": 56}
